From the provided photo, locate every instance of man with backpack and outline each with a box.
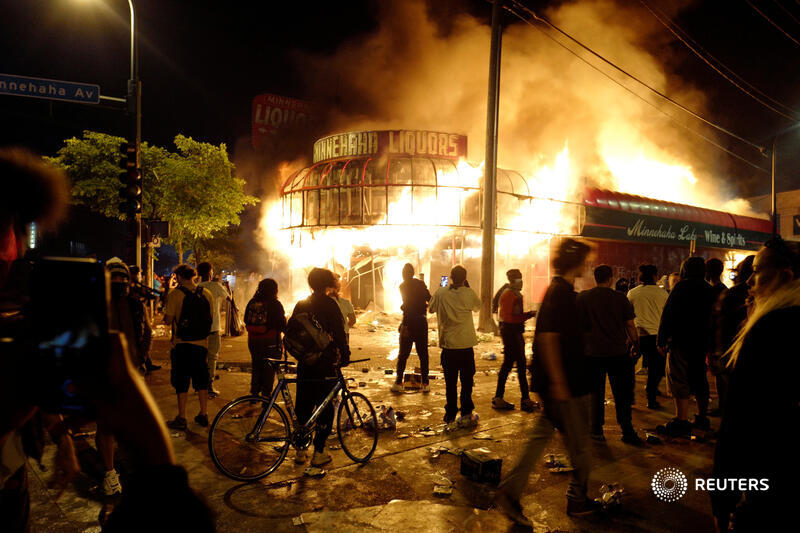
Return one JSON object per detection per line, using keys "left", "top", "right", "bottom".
{"left": 163, "top": 264, "right": 214, "bottom": 430}
{"left": 197, "top": 262, "right": 231, "bottom": 398}
{"left": 285, "top": 268, "right": 350, "bottom": 467}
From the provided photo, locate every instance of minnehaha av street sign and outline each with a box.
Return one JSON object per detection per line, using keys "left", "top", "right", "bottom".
{"left": 0, "top": 73, "right": 100, "bottom": 104}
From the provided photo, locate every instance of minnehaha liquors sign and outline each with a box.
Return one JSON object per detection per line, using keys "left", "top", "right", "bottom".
{"left": 582, "top": 206, "right": 770, "bottom": 251}
{"left": 313, "top": 130, "right": 468, "bottom": 163}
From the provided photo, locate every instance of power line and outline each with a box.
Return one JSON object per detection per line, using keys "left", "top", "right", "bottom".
{"left": 746, "top": 0, "right": 800, "bottom": 46}
{"left": 502, "top": 2, "right": 769, "bottom": 173}
{"left": 639, "top": 0, "right": 799, "bottom": 120}
{"left": 506, "top": 0, "right": 768, "bottom": 155}
{"left": 773, "top": 0, "right": 800, "bottom": 27}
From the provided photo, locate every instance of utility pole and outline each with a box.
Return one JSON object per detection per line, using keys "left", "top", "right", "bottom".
{"left": 126, "top": 0, "right": 142, "bottom": 269}
{"left": 478, "top": 0, "right": 504, "bottom": 333}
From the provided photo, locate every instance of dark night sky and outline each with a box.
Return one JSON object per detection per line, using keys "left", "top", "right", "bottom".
{"left": 2, "top": 0, "right": 799, "bottom": 196}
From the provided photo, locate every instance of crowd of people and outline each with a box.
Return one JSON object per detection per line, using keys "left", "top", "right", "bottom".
{"left": 1, "top": 146, "right": 796, "bottom": 533}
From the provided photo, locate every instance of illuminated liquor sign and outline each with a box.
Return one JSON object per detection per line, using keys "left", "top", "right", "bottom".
{"left": 582, "top": 206, "right": 771, "bottom": 251}
{"left": 252, "top": 93, "right": 313, "bottom": 148}
{"left": 312, "top": 130, "right": 468, "bottom": 163}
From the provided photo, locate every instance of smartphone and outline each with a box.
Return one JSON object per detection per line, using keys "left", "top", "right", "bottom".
{"left": 440, "top": 275, "right": 449, "bottom": 287}
{"left": 27, "top": 257, "right": 111, "bottom": 415}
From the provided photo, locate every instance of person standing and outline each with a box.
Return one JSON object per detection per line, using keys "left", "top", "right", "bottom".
{"left": 709, "top": 255, "right": 754, "bottom": 417}
{"left": 163, "top": 264, "right": 214, "bottom": 430}
{"left": 627, "top": 264, "right": 669, "bottom": 409}
{"left": 129, "top": 265, "right": 160, "bottom": 373}
{"left": 711, "top": 238, "right": 799, "bottom": 532}
{"left": 197, "top": 262, "right": 231, "bottom": 398}
{"left": 244, "top": 278, "right": 286, "bottom": 397}
{"left": 392, "top": 263, "right": 432, "bottom": 393}
{"left": 329, "top": 273, "right": 356, "bottom": 340}
{"left": 657, "top": 257, "right": 715, "bottom": 436}
{"left": 706, "top": 258, "right": 727, "bottom": 302}
{"left": 495, "top": 239, "right": 599, "bottom": 527}
{"left": 291, "top": 268, "right": 350, "bottom": 467}
{"left": 428, "top": 265, "right": 481, "bottom": 427}
{"left": 492, "top": 269, "right": 537, "bottom": 412}
{"left": 578, "top": 265, "right": 641, "bottom": 445}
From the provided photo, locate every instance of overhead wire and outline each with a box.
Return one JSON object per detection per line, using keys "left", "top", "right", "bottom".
{"left": 504, "top": 0, "right": 769, "bottom": 172}
{"left": 772, "top": 0, "right": 800, "bottom": 27}
{"left": 639, "top": 0, "right": 799, "bottom": 120}
{"left": 745, "top": 0, "right": 800, "bottom": 47}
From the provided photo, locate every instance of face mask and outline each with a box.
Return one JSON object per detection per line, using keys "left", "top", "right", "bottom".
{"left": 111, "top": 281, "right": 129, "bottom": 299}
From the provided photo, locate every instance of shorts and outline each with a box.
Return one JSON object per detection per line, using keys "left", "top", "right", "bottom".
{"left": 170, "top": 343, "right": 210, "bottom": 393}
{"left": 666, "top": 347, "right": 709, "bottom": 400}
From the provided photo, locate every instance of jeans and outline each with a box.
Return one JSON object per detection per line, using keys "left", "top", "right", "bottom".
{"left": 395, "top": 315, "right": 429, "bottom": 384}
{"left": 641, "top": 335, "right": 665, "bottom": 403}
{"left": 495, "top": 323, "right": 529, "bottom": 400}
{"left": 440, "top": 347, "right": 476, "bottom": 420}
{"left": 248, "top": 337, "right": 281, "bottom": 396}
{"left": 295, "top": 363, "right": 337, "bottom": 452}
{"left": 589, "top": 355, "right": 635, "bottom": 435}
{"left": 207, "top": 331, "right": 221, "bottom": 384}
{"left": 500, "top": 394, "right": 592, "bottom": 502}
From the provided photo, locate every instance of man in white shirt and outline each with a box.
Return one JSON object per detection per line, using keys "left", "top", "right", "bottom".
{"left": 329, "top": 273, "right": 356, "bottom": 339}
{"left": 197, "top": 262, "right": 231, "bottom": 398}
{"left": 627, "top": 264, "right": 669, "bottom": 409}
{"left": 429, "top": 265, "right": 482, "bottom": 427}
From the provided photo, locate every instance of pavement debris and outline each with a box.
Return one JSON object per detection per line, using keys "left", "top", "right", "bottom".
{"left": 599, "top": 483, "right": 624, "bottom": 510}
{"left": 472, "top": 433, "right": 492, "bottom": 440}
{"left": 303, "top": 467, "right": 326, "bottom": 478}
{"left": 292, "top": 516, "right": 305, "bottom": 526}
{"left": 433, "top": 475, "right": 455, "bottom": 497}
{"left": 544, "top": 454, "right": 574, "bottom": 473}
{"left": 645, "top": 432, "right": 663, "bottom": 445}
{"left": 480, "top": 352, "right": 497, "bottom": 361}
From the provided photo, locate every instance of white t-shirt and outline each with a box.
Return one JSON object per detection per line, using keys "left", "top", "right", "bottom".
{"left": 429, "top": 285, "right": 482, "bottom": 349}
{"left": 199, "top": 280, "right": 230, "bottom": 333}
{"left": 627, "top": 284, "right": 669, "bottom": 335}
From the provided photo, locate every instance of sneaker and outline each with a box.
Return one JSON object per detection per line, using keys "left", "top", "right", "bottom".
{"left": 194, "top": 413, "right": 209, "bottom": 428}
{"left": 421, "top": 383, "right": 431, "bottom": 393}
{"left": 566, "top": 497, "right": 602, "bottom": 516}
{"left": 166, "top": 416, "right": 187, "bottom": 430}
{"left": 494, "top": 490, "right": 533, "bottom": 527}
{"left": 208, "top": 389, "right": 219, "bottom": 399}
{"left": 311, "top": 451, "right": 332, "bottom": 467}
{"left": 491, "top": 397, "right": 514, "bottom": 410}
{"left": 591, "top": 431, "right": 606, "bottom": 442}
{"left": 295, "top": 449, "right": 308, "bottom": 464}
{"left": 520, "top": 398, "right": 539, "bottom": 412}
{"left": 102, "top": 470, "right": 122, "bottom": 496}
{"left": 390, "top": 383, "right": 404, "bottom": 393}
{"left": 457, "top": 413, "right": 479, "bottom": 428}
{"left": 621, "top": 432, "right": 644, "bottom": 446}
{"left": 693, "top": 415, "right": 711, "bottom": 431}
{"left": 657, "top": 418, "right": 691, "bottom": 438}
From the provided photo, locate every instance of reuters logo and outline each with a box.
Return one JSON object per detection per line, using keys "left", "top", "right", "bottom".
{"left": 652, "top": 467, "right": 688, "bottom": 502}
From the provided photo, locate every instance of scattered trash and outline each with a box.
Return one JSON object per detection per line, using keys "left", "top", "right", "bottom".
{"left": 361, "top": 367, "right": 369, "bottom": 373}
{"left": 480, "top": 352, "right": 497, "bottom": 361}
{"left": 478, "top": 333, "right": 495, "bottom": 342}
{"left": 473, "top": 433, "right": 492, "bottom": 440}
{"left": 461, "top": 448, "right": 502, "bottom": 486}
{"left": 599, "top": 483, "right": 624, "bottom": 509}
{"left": 384, "top": 369, "right": 394, "bottom": 375}
{"left": 403, "top": 372, "right": 423, "bottom": 389}
{"left": 645, "top": 432, "right": 663, "bottom": 445}
{"left": 544, "top": 454, "right": 574, "bottom": 473}
{"left": 418, "top": 410, "right": 432, "bottom": 418}
{"left": 292, "top": 516, "right": 305, "bottom": 526}
{"left": 433, "top": 475, "right": 455, "bottom": 497}
{"left": 303, "top": 467, "right": 326, "bottom": 478}
{"left": 397, "top": 434, "right": 410, "bottom": 439}
{"left": 420, "top": 430, "right": 437, "bottom": 437}
{"left": 358, "top": 382, "right": 367, "bottom": 387}
{"left": 227, "top": 367, "right": 241, "bottom": 373}
{"left": 378, "top": 406, "right": 397, "bottom": 430}
{"left": 368, "top": 327, "right": 377, "bottom": 332}
{"left": 328, "top": 444, "right": 341, "bottom": 450}
{"left": 428, "top": 445, "right": 450, "bottom": 458}
{"left": 395, "top": 411, "right": 406, "bottom": 421}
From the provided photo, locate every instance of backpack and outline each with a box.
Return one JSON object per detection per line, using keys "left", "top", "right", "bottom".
{"left": 244, "top": 299, "right": 268, "bottom": 335}
{"left": 283, "top": 312, "right": 331, "bottom": 366}
{"left": 176, "top": 286, "right": 212, "bottom": 341}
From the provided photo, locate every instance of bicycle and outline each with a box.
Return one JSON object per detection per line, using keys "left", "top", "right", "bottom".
{"left": 208, "top": 357, "right": 378, "bottom": 481}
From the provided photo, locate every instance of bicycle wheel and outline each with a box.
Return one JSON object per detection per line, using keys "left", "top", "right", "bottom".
{"left": 208, "top": 395, "right": 290, "bottom": 481}
{"left": 337, "top": 391, "right": 378, "bottom": 463}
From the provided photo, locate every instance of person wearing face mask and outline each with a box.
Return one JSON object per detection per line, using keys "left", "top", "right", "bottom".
{"left": 492, "top": 269, "right": 537, "bottom": 412}
{"left": 710, "top": 238, "right": 800, "bottom": 533}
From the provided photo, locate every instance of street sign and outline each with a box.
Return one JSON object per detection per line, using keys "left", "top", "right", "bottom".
{"left": 0, "top": 73, "right": 100, "bottom": 104}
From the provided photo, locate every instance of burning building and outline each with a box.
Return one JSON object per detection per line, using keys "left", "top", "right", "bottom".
{"left": 269, "top": 129, "right": 771, "bottom": 311}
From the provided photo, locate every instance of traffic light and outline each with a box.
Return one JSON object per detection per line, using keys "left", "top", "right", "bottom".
{"left": 118, "top": 141, "right": 142, "bottom": 215}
